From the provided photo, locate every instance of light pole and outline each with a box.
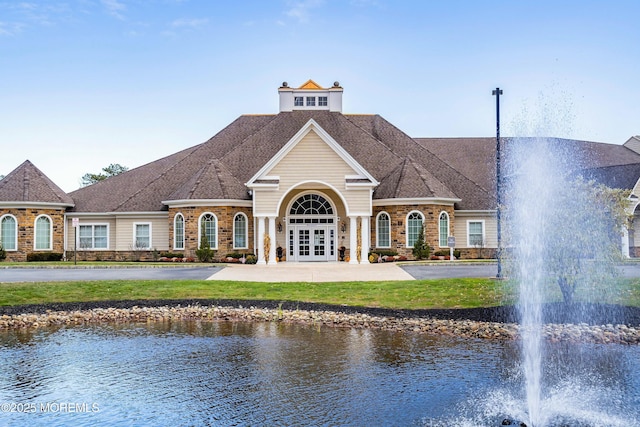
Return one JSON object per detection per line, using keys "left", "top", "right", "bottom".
{"left": 492, "top": 88, "right": 503, "bottom": 279}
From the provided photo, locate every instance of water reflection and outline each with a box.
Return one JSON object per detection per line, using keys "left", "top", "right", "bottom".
{"left": 0, "top": 321, "right": 638, "bottom": 427}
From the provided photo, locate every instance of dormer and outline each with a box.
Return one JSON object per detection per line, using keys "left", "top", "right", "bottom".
{"left": 278, "top": 79, "right": 343, "bottom": 113}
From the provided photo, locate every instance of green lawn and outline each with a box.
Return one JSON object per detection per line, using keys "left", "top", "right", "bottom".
{"left": 0, "top": 277, "right": 638, "bottom": 310}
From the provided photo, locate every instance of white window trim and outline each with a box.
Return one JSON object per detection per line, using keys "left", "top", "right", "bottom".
{"left": 376, "top": 211, "right": 391, "bottom": 248}
{"left": 438, "top": 211, "right": 450, "bottom": 248}
{"left": 77, "top": 223, "right": 110, "bottom": 250}
{"left": 0, "top": 214, "right": 18, "bottom": 251}
{"left": 34, "top": 214, "right": 53, "bottom": 251}
{"left": 133, "top": 222, "right": 152, "bottom": 250}
{"left": 405, "top": 210, "right": 424, "bottom": 248}
{"left": 173, "top": 213, "right": 185, "bottom": 250}
{"left": 233, "top": 212, "right": 248, "bottom": 250}
{"left": 466, "top": 219, "right": 485, "bottom": 248}
{"left": 198, "top": 212, "right": 218, "bottom": 250}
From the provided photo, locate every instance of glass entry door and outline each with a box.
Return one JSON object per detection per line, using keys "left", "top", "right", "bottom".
{"left": 292, "top": 225, "right": 335, "bottom": 262}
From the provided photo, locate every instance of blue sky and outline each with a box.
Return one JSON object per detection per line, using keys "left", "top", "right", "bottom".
{"left": 1, "top": 0, "right": 639, "bottom": 191}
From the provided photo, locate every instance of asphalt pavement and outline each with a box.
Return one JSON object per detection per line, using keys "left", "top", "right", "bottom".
{"left": 1, "top": 262, "right": 639, "bottom": 283}
{"left": 0, "top": 266, "right": 222, "bottom": 283}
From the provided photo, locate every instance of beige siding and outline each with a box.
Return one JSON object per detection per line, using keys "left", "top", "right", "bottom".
{"left": 115, "top": 216, "right": 169, "bottom": 251}
{"left": 255, "top": 130, "right": 371, "bottom": 215}
{"left": 453, "top": 213, "right": 497, "bottom": 248}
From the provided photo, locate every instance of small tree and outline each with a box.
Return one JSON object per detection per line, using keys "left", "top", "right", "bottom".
{"left": 0, "top": 243, "right": 6, "bottom": 261}
{"left": 196, "top": 230, "right": 215, "bottom": 263}
{"left": 412, "top": 225, "right": 430, "bottom": 260}
{"left": 81, "top": 163, "right": 129, "bottom": 187}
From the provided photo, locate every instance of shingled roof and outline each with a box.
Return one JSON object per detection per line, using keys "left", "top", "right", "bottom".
{"left": 68, "top": 111, "right": 472, "bottom": 212}
{"left": 66, "top": 110, "right": 640, "bottom": 213}
{"left": 0, "top": 160, "right": 74, "bottom": 206}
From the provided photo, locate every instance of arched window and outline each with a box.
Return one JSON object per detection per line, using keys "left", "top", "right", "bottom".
{"left": 34, "top": 215, "right": 52, "bottom": 250}
{"left": 174, "top": 213, "right": 185, "bottom": 250}
{"left": 199, "top": 213, "right": 217, "bottom": 249}
{"left": 290, "top": 193, "right": 333, "bottom": 215}
{"left": 406, "top": 211, "right": 424, "bottom": 248}
{"left": 233, "top": 213, "right": 248, "bottom": 249}
{"left": 439, "top": 211, "right": 449, "bottom": 247}
{"left": 0, "top": 215, "right": 17, "bottom": 251}
{"left": 376, "top": 212, "right": 391, "bottom": 248}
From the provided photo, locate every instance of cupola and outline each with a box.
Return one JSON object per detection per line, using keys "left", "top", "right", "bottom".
{"left": 278, "top": 80, "right": 343, "bottom": 113}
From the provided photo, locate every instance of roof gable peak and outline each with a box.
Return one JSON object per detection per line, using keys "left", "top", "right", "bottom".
{"left": 246, "top": 118, "right": 378, "bottom": 188}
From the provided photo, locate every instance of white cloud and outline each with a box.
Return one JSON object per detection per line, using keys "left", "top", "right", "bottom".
{"left": 101, "top": 0, "right": 126, "bottom": 20}
{"left": 170, "top": 17, "right": 208, "bottom": 29}
{"left": 0, "top": 21, "right": 25, "bottom": 36}
{"left": 285, "top": 0, "right": 324, "bottom": 23}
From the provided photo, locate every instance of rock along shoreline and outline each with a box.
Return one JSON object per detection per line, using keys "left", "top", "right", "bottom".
{"left": 1, "top": 300, "right": 639, "bottom": 345}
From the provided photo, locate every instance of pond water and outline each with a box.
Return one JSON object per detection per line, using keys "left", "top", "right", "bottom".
{"left": 1, "top": 321, "right": 639, "bottom": 427}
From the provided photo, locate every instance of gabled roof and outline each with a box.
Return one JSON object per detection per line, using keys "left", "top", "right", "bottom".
{"left": 299, "top": 79, "right": 323, "bottom": 89}
{"left": 68, "top": 111, "right": 469, "bottom": 212}
{"left": 65, "top": 109, "right": 640, "bottom": 214}
{"left": 246, "top": 118, "right": 379, "bottom": 188}
{"left": 0, "top": 160, "right": 74, "bottom": 206}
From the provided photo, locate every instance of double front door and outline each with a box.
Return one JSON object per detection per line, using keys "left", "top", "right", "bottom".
{"left": 289, "top": 225, "right": 336, "bottom": 262}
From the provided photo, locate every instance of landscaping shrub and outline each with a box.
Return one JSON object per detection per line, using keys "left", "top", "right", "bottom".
{"left": 160, "top": 252, "right": 184, "bottom": 259}
{"left": 0, "top": 244, "right": 5, "bottom": 261}
{"left": 434, "top": 249, "right": 461, "bottom": 258}
{"left": 195, "top": 232, "right": 215, "bottom": 263}
{"left": 27, "top": 252, "right": 64, "bottom": 262}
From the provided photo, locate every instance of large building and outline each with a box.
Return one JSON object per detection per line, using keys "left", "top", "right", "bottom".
{"left": 1, "top": 80, "right": 640, "bottom": 263}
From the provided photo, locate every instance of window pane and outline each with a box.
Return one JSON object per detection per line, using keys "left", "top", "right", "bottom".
{"left": 377, "top": 213, "right": 390, "bottom": 247}
{"left": 294, "top": 96, "right": 304, "bottom": 106}
{"left": 1, "top": 216, "right": 16, "bottom": 250}
{"left": 135, "top": 224, "right": 150, "bottom": 248}
{"left": 407, "top": 212, "right": 423, "bottom": 247}
{"left": 201, "top": 214, "right": 216, "bottom": 248}
{"left": 234, "top": 214, "right": 246, "bottom": 248}
{"left": 35, "top": 217, "right": 51, "bottom": 250}
{"left": 439, "top": 212, "right": 449, "bottom": 247}
{"left": 94, "top": 225, "right": 108, "bottom": 249}
{"left": 306, "top": 96, "right": 316, "bottom": 106}
{"left": 79, "top": 225, "right": 93, "bottom": 248}
{"left": 469, "top": 222, "right": 483, "bottom": 246}
{"left": 1, "top": 217, "right": 15, "bottom": 250}
{"left": 175, "top": 215, "right": 184, "bottom": 249}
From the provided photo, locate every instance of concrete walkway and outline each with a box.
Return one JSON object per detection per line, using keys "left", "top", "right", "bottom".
{"left": 207, "top": 262, "right": 415, "bottom": 282}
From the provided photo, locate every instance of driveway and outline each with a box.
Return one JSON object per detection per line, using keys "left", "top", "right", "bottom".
{"left": 0, "top": 266, "right": 222, "bottom": 283}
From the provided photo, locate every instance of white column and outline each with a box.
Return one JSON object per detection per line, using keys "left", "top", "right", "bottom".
{"left": 268, "top": 216, "right": 277, "bottom": 264}
{"left": 349, "top": 216, "right": 358, "bottom": 264}
{"left": 622, "top": 226, "right": 630, "bottom": 258}
{"left": 256, "top": 217, "right": 266, "bottom": 265}
{"left": 360, "top": 216, "right": 370, "bottom": 264}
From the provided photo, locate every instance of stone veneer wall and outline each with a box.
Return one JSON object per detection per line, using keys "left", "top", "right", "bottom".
{"left": 371, "top": 204, "right": 455, "bottom": 259}
{"left": 168, "top": 206, "right": 254, "bottom": 258}
{"left": 1, "top": 208, "right": 66, "bottom": 262}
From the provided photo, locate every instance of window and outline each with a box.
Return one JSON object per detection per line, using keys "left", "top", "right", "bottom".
{"left": 376, "top": 212, "right": 391, "bottom": 248}
{"left": 290, "top": 194, "right": 333, "bottom": 215}
{"left": 468, "top": 221, "right": 484, "bottom": 247}
{"left": 439, "top": 212, "right": 449, "bottom": 247}
{"left": 294, "top": 96, "right": 304, "bottom": 106}
{"left": 233, "top": 213, "right": 247, "bottom": 249}
{"left": 34, "top": 215, "right": 52, "bottom": 250}
{"left": 306, "top": 96, "right": 316, "bottom": 106}
{"left": 134, "top": 223, "right": 151, "bottom": 249}
{"left": 78, "top": 224, "right": 108, "bottom": 249}
{"left": 318, "top": 96, "right": 328, "bottom": 106}
{"left": 199, "top": 213, "right": 217, "bottom": 249}
{"left": 406, "top": 211, "right": 424, "bottom": 248}
{"left": 0, "top": 215, "right": 17, "bottom": 251}
{"left": 174, "top": 214, "right": 185, "bottom": 250}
